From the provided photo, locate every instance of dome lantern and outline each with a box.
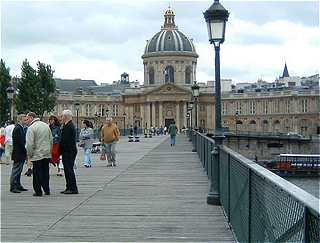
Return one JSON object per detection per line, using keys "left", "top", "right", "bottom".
{"left": 163, "top": 6, "right": 176, "bottom": 30}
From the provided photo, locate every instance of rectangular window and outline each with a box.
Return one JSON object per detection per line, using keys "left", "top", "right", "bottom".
{"left": 86, "top": 104, "right": 91, "bottom": 117}
{"left": 235, "top": 102, "right": 242, "bottom": 115}
{"left": 262, "top": 100, "right": 268, "bottom": 114}
{"left": 200, "top": 104, "right": 206, "bottom": 112}
{"left": 286, "top": 100, "right": 290, "bottom": 113}
{"left": 249, "top": 101, "right": 256, "bottom": 114}
{"left": 302, "top": 99, "right": 308, "bottom": 113}
{"left": 222, "top": 102, "right": 227, "bottom": 115}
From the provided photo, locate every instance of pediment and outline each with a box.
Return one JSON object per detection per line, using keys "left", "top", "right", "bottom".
{"left": 144, "top": 84, "right": 191, "bottom": 96}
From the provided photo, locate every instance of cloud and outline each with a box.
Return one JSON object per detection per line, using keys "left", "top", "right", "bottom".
{"left": 1, "top": 1, "right": 319, "bottom": 85}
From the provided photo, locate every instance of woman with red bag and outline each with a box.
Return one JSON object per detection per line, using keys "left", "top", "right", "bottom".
{"left": 0, "top": 123, "right": 5, "bottom": 163}
{"left": 48, "top": 115, "right": 62, "bottom": 175}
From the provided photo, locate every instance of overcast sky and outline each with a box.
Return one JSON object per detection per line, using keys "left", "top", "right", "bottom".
{"left": 1, "top": 0, "right": 319, "bottom": 84}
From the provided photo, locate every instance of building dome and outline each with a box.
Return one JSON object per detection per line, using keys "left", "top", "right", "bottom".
{"left": 144, "top": 7, "right": 197, "bottom": 55}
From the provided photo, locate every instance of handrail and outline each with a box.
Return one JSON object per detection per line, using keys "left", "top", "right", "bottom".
{"left": 222, "top": 145, "right": 320, "bottom": 217}
{"left": 189, "top": 129, "right": 320, "bottom": 242}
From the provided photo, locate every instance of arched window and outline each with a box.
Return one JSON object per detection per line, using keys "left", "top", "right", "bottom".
{"left": 262, "top": 120, "right": 269, "bottom": 133}
{"left": 249, "top": 120, "right": 257, "bottom": 132}
{"left": 164, "top": 66, "right": 174, "bottom": 83}
{"left": 273, "top": 120, "right": 281, "bottom": 133}
{"left": 149, "top": 67, "right": 155, "bottom": 84}
{"left": 185, "top": 66, "right": 192, "bottom": 84}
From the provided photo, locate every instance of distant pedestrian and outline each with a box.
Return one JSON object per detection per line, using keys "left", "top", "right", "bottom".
{"left": 168, "top": 120, "right": 178, "bottom": 146}
{"left": 25, "top": 112, "right": 52, "bottom": 197}
{"left": 4, "top": 120, "right": 15, "bottom": 164}
{"left": 101, "top": 117, "right": 120, "bottom": 167}
{"left": 59, "top": 110, "right": 79, "bottom": 194}
{"left": 79, "top": 120, "right": 94, "bottom": 168}
{"left": 48, "top": 115, "right": 62, "bottom": 175}
{"left": 133, "top": 124, "right": 138, "bottom": 136}
{"left": 10, "top": 114, "right": 28, "bottom": 193}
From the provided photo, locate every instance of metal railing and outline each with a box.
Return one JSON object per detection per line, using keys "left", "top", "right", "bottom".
{"left": 189, "top": 130, "right": 320, "bottom": 243}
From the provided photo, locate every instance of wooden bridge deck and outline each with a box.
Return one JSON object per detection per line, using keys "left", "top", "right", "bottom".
{"left": 1, "top": 135, "right": 234, "bottom": 242}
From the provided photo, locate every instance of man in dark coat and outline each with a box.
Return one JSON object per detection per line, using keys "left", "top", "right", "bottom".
{"left": 10, "top": 114, "right": 28, "bottom": 193}
{"left": 59, "top": 110, "right": 79, "bottom": 194}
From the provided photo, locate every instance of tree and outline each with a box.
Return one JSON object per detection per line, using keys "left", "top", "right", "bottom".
{"left": 16, "top": 59, "right": 56, "bottom": 119}
{"left": 0, "top": 59, "right": 11, "bottom": 124}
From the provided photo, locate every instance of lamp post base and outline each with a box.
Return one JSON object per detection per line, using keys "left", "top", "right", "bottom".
{"left": 207, "top": 184, "right": 221, "bottom": 205}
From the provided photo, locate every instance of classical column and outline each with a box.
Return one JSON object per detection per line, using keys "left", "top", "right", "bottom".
{"left": 207, "top": 104, "right": 211, "bottom": 130}
{"left": 152, "top": 102, "right": 156, "bottom": 127}
{"left": 129, "top": 105, "right": 134, "bottom": 126}
{"left": 159, "top": 102, "right": 163, "bottom": 127}
{"left": 176, "top": 102, "right": 180, "bottom": 129}
{"left": 183, "top": 102, "right": 187, "bottom": 128}
{"left": 140, "top": 103, "right": 145, "bottom": 128}
{"left": 146, "top": 103, "right": 151, "bottom": 128}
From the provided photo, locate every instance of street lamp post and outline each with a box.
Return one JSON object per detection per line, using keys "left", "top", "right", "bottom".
{"left": 123, "top": 112, "right": 127, "bottom": 136}
{"left": 191, "top": 81, "right": 200, "bottom": 129}
{"left": 74, "top": 102, "right": 80, "bottom": 142}
{"left": 6, "top": 86, "right": 15, "bottom": 121}
{"left": 235, "top": 111, "right": 239, "bottom": 134}
{"left": 204, "top": 0, "right": 229, "bottom": 205}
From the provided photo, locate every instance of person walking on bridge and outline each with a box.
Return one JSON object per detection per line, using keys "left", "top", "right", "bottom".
{"left": 168, "top": 120, "right": 178, "bottom": 147}
{"left": 101, "top": 117, "right": 120, "bottom": 167}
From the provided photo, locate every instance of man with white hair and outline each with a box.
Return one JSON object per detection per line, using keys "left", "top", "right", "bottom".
{"left": 59, "top": 110, "right": 79, "bottom": 194}
{"left": 101, "top": 117, "right": 120, "bottom": 167}
{"left": 25, "top": 112, "right": 53, "bottom": 196}
{"left": 10, "top": 114, "right": 28, "bottom": 193}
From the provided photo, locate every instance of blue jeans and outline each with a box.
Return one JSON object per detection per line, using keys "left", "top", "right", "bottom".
{"left": 104, "top": 142, "right": 117, "bottom": 164}
{"left": 84, "top": 148, "right": 92, "bottom": 166}
{"left": 170, "top": 135, "right": 176, "bottom": 146}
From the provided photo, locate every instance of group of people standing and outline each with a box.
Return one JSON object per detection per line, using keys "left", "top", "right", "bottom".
{"left": 9, "top": 110, "right": 79, "bottom": 196}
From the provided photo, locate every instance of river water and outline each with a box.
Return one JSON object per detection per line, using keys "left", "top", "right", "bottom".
{"left": 286, "top": 177, "right": 320, "bottom": 199}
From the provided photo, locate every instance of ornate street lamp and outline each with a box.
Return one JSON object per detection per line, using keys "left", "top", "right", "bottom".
{"left": 74, "top": 102, "right": 80, "bottom": 142}
{"left": 191, "top": 81, "right": 200, "bottom": 129}
{"left": 204, "top": 0, "right": 229, "bottom": 205}
{"left": 6, "top": 86, "right": 15, "bottom": 121}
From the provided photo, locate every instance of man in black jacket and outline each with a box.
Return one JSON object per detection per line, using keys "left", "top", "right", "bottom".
{"left": 10, "top": 114, "right": 28, "bottom": 193}
{"left": 59, "top": 110, "right": 79, "bottom": 194}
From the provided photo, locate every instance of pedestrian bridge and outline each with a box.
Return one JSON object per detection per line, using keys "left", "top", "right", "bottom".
{"left": 1, "top": 135, "right": 234, "bottom": 242}
{"left": 1, "top": 133, "right": 319, "bottom": 242}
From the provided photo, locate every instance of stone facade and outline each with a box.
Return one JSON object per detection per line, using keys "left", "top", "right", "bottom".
{"left": 48, "top": 8, "right": 320, "bottom": 137}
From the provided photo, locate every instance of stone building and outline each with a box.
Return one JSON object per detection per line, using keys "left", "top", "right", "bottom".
{"left": 50, "top": 7, "right": 320, "bottom": 136}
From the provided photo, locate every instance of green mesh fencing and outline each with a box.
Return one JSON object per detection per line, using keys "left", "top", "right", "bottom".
{"left": 192, "top": 131, "right": 320, "bottom": 243}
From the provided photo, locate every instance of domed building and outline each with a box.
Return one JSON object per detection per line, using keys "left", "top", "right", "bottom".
{"left": 142, "top": 7, "right": 198, "bottom": 87}
{"left": 48, "top": 7, "right": 319, "bottom": 139}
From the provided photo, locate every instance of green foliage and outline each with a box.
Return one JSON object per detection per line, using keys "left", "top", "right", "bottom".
{"left": 0, "top": 59, "right": 11, "bottom": 124}
{"left": 16, "top": 59, "right": 56, "bottom": 119}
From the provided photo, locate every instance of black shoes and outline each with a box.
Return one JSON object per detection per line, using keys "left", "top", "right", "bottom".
{"left": 17, "top": 187, "right": 28, "bottom": 191}
{"left": 60, "top": 190, "right": 79, "bottom": 194}
{"left": 10, "top": 189, "right": 21, "bottom": 193}
{"left": 33, "top": 193, "right": 42, "bottom": 197}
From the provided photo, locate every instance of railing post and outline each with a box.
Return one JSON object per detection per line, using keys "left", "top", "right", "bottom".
{"left": 304, "top": 207, "right": 310, "bottom": 243}
{"left": 227, "top": 153, "right": 230, "bottom": 221}
{"left": 207, "top": 135, "right": 224, "bottom": 205}
{"left": 248, "top": 169, "right": 252, "bottom": 243}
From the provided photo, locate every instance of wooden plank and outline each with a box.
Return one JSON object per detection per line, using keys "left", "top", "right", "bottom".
{"left": 1, "top": 135, "right": 234, "bottom": 242}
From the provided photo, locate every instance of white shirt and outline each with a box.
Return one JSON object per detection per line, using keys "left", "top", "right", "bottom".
{"left": 4, "top": 124, "right": 15, "bottom": 145}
